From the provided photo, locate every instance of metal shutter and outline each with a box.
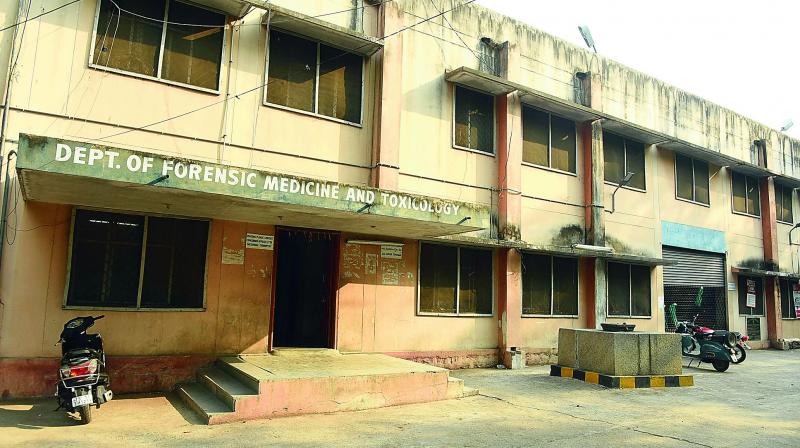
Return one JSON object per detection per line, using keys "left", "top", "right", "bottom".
{"left": 662, "top": 247, "right": 725, "bottom": 287}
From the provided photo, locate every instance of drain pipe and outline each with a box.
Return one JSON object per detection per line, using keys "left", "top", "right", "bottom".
{"left": 0, "top": 0, "right": 27, "bottom": 270}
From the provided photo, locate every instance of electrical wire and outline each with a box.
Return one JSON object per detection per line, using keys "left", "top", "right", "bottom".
{"left": 96, "top": 0, "right": 478, "bottom": 141}
{"left": 0, "top": 0, "right": 80, "bottom": 33}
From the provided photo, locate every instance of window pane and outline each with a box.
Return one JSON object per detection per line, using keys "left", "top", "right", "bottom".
{"left": 732, "top": 172, "right": 747, "bottom": 213}
{"left": 694, "top": 160, "right": 710, "bottom": 204}
{"left": 780, "top": 279, "right": 795, "bottom": 319}
{"left": 521, "top": 254, "right": 551, "bottom": 315}
{"left": 747, "top": 177, "right": 760, "bottom": 216}
{"left": 522, "top": 107, "right": 549, "bottom": 167}
{"left": 552, "top": 257, "right": 578, "bottom": 315}
{"left": 785, "top": 186, "right": 794, "bottom": 223}
{"left": 603, "top": 132, "right": 625, "bottom": 184}
{"left": 551, "top": 115, "right": 576, "bottom": 173}
{"left": 93, "top": 0, "right": 164, "bottom": 77}
{"left": 630, "top": 265, "right": 651, "bottom": 316}
{"left": 625, "top": 140, "right": 646, "bottom": 190}
{"left": 318, "top": 45, "right": 362, "bottom": 123}
{"left": 67, "top": 210, "right": 144, "bottom": 308}
{"left": 454, "top": 86, "right": 494, "bottom": 154}
{"left": 267, "top": 31, "right": 317, "bottom": 113}
{"left": 775, "top": 185, "right": 785, "bottom": 222}
{"left": 607, "top": 262, "right": 631, "bottom": 316}
{"left": 419, "top": 244, "right": 457, "bottom": 313}
{"left": 141, "top": 217, "right": 208, "bottom": 308}
{"left": 675, "top": 154, "right": 694, "bottom": 201}
{"left": 458, "top": 248, "right": 493, "bottom": 314}
{"left": 161, "top": 1, "right": 225, "bottom": 90}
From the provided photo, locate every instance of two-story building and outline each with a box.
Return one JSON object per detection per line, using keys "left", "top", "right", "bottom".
{"left": 1, "top": 0, "right": 799, "bottom": 398}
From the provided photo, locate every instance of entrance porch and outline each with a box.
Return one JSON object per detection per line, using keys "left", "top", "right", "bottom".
{"left": 176, "top": 349, "right": 476, "bottom": 424}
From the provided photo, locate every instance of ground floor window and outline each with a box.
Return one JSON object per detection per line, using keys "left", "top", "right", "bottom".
{"left": 779, "top": 278, "right": 798, "bottom": 319}
{"left": 607, "top": 262, "right": 651, "bottom": 317}
{"left": 66, "top": 209, "right": 209, "bottom": 309}
{"left": 418, "top": 243, "right": 492, "bottom": 315}
{"left": 521, "top": 253, "right": 578, "bottom": 316}
{"left": 737, "top": 275, "right": 764, "bottom": 316}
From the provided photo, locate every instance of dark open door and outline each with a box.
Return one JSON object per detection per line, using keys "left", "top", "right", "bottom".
{"left": 271, "top": 228, "right": 338, "bottom": 348}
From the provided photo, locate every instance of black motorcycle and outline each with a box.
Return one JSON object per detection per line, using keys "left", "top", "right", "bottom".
{"left": 55, "top": 315, "right": 113, "bottom": 424}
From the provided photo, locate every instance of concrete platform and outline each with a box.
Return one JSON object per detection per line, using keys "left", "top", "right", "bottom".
{"left": 176, "top": 349, "right": 477, "bottom": 424}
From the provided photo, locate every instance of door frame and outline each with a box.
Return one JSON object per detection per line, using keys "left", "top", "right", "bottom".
{"left": 267, "top": 226, "right": 341, "bottom": 351}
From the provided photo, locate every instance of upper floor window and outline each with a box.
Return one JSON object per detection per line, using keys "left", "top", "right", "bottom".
{"left": 522, "top": 106, "right": 576, "bottom": 174}
{"left": 603, "top": 132, "right": 646, "bottom": 190}
{"left": 266, "top": 30, "right": 363, "bottom": 125}
{"left": 521, "top": 253, "right": 578, "bottom": 316}
{"left": 731, "top": 172, "right": 760, "bottom": 217}
{"left": 66, "top": 209, "right": 209, "bottom": 310}
{"left": 675, "top": 154, "right": 710, "bottom": 205}
{"left": 92, "top": 0, "right": 226, "bottom": 91}
{"left": 418, "top": 243, "right": 493, "bottom": 316}
{"left": 775, "top": 183, "right": 794, "bottom": 224}
{"left": 453, "top": 85, "right": 495, "bottom": 154}
{"left": 607, "top": 262, "right": 651, "bottom": 317}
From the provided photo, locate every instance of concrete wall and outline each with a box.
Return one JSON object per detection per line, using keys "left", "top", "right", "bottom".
{"left": 0, "top": 201, "right": 274, "bottom": 358}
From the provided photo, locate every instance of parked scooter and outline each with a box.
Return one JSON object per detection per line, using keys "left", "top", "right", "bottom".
{"left": 55, "top": 315, "right": 113, "bottom": 424}
{"left": 670, "top": 305, "right": 738, "bottom": 372}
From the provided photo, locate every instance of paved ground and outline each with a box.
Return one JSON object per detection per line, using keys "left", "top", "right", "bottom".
{"left": 1, "top": 349, "right": 798, "bottom": 447}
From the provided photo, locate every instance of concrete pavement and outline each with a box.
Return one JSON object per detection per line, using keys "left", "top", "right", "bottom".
{"left": 1, "top": 349, "right": 798, "bottom": 447}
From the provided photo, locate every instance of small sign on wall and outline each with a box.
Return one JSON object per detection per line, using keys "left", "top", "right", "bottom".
{"left": 793, "top": 283, "right": 800, "bottom": 317}
{"left": 727, "top": 282, "right": 736, "bottom": 291}
{"left": 245, "top": 233, "right": 274, "bottom": 250}
{"left": 380, "top": 245, "right": 402, "bottom": 259}
{"left": 746, "top": 279, "right": 756, "bottom": 308}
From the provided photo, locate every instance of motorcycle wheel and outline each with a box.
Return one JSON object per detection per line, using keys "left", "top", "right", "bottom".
{"left": 731, "top": 345, "right": 746, "bottom": 364}
{"left": 78, "top": 404, "right": 92, "bottom": 424}
{"left": 712, "top": 360, "right": 730, "bottom": 372}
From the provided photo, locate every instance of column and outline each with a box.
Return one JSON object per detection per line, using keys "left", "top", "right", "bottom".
{"left": 581, "top": 119, "right": 606, "bottom": 329}
{"left": 760, "top": 177, "right": 783, "bottom": 347}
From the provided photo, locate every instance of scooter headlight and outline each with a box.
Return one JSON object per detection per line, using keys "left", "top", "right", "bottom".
{"left": 725, "top": 332, "right": 737, "bottom": 347}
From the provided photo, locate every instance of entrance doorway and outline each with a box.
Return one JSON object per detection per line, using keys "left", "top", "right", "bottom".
{"left": 271, "top": 228, "right": 339, "bottom": 348}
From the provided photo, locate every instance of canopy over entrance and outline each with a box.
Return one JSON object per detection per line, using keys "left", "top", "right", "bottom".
{"left": 16, "top": 135, "right": 489, "bottom": 239}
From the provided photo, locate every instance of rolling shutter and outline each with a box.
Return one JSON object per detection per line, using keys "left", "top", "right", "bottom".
{"left": 662, "top": 247, "right": 725, "bottom": 286}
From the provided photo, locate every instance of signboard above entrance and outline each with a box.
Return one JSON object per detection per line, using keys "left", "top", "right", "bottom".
{"left": 16, "top": 135, "right": 490, "bottom": 236}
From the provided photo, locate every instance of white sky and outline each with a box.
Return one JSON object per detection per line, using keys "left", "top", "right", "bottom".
{"left": 475, "top": 0, "right": 800, "bottom": 138}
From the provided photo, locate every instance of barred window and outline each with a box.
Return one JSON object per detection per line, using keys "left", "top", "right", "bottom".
{"left": 66, "top": 210, "right": 209, "bottom": 309}
{"left": 419, "top": 244, "right": 492, "bottom": 315}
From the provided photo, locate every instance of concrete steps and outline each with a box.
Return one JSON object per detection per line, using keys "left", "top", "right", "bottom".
{"left": 176, "top": 352, "right": 478, "bottom": 425}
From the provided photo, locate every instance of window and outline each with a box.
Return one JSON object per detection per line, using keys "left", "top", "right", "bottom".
{"left": 776, "top": 183, "right": 794, "bottom": 224}
{"left": 675, "top": 154, "right": 710, "bottom": 205}
{"left": 607, "top": 262, "right": 651, "bottom": 317}
{"left": 266, "top": 30, "right": 363, "bottom": 124}
{"left": 731, "top": 172, "right": 760, "bottom": 216}
{"left": 522, "top": 106, "right": 577, "bottom": 173}
{"left": 737, "top": 276, "right": 764, "bottom": 316}
{"left": 603, "top": 132, "right": 646, "bottom": 190}
{"left": 66, "top": 210, "right": 209, "bottom": 309}
{"left": 454, "top": 85, "right": 494, "bottom": 154}
{"left": 92, "top": 0, "right": 225, "bottom": 90}
{"left": 521, "top": 253, "right": 578, "bottom": 316}
{"left": 779, "top": 278, "right": 798, "bottom": 319}
{"left": 419, "top": 243, "right": 492, "bottom": 315}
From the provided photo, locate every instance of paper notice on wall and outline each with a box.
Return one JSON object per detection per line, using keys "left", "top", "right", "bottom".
{"left": 222, "top": 248, "right": 244, "bottom": 265}
{"left": 728, "top": 282, "right": 736, "bottom": 291}
{"left": 793, "top": 283, "right": 800, "bottom": 317}
{"left": 381, "top": 261, "right": 400, "bottom": 285}
{"left": 365, "top": 253, "right": 378, "bottom": 275}
{"left": 245, "top": 233, "right": 274, "bottom": 250}
{"left": 746, "top": 279, "right": 756, "bottom": 308}
{"left": 380, "top": 245, "right": 402, "bottom": 259}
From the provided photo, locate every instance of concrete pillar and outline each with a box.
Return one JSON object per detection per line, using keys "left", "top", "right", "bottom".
{"left": 760, "top": 177, "right": 783, "bottom": 347}
{"left": 496, "top": 92, "right": 523, "bottom": 366}
{"left": 581, "top": 119, "right": 606, "bottom": 329}
{"left": 369, "top": 2, "right": 401, "bottom": 190}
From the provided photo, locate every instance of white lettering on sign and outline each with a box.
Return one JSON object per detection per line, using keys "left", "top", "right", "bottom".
{"left": 51, "top": 142, "right": 468, "bottom": 218}
{"left": 380, "top": 245, "right": 403, "bottom": 259}
{"left": 245, "top": 233, "right": 274, "bottom": 250}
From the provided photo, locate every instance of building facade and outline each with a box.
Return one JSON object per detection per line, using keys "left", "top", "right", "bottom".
{"left": 1, "top": 0, "right": 799, "bottom": 398}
